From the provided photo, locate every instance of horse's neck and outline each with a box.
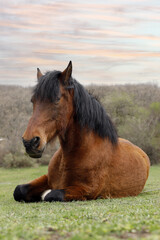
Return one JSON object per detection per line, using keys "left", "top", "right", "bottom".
{"left": 58, "top": 119, "right": 113, "bottom": 166}
{"left": 58, "top": 119, "right": 94, "bottom": 154}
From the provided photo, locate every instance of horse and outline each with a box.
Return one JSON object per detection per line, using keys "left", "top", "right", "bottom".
{"left": 13, "top": 61, "right": 150, "bottom": 202}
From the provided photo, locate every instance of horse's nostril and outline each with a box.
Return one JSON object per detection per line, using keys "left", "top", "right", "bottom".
{"left": 22, "top": 137, "right": 40, "bottom": 151}
{"left": 32, "top": 137, "right": 40, "bottom": 148}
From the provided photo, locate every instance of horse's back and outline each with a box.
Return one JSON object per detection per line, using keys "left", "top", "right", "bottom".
{"left": 108, "top": 138, "right": 150, "bottom": 198}
{"left": 118, "top": 138, "right": 150, "bottom": 176}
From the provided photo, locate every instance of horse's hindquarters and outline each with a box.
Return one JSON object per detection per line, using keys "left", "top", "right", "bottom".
{"left": 109, "top": 139, "right": 150, "bottom": 198}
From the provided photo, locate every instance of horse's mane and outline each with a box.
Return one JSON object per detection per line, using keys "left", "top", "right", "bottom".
{"left": 73, "top": 81, "right": 118, "bottom": 144}
{"left": 33, "top": 71, "right": 61, "bottom": 102}
{"left": 33, "top": 70, "right": 118, "bottom": 144}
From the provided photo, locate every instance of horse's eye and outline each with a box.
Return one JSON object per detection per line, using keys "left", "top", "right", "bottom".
{"left": 30, "top": 96, "right": 35, "bottom": 103}
{"left": 54, "top": 98, "right": 60, "bottom": 106}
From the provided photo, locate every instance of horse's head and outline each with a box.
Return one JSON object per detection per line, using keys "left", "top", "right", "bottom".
{"left": 22, "top": 61, "right": 74, "bottom": 158}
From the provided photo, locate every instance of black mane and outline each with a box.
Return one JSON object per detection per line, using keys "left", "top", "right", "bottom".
{"left": 33, "top": 70, "right": 118, "bottom": 144}
{"left": 33, "top": 71, "right": 61, "bottom": 102}
{"left": 73, "top": 81, "right": 118, "bottom": 144}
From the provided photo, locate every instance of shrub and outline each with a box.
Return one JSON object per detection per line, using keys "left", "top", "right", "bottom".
{"left": 102, "top": 93, "right": 160, "bottom": 164}
{"left": 102, "top": 93, "right": 135, "bottom": 125}
{"left": 2, "top": 153, "right": 34, "bottom": 168}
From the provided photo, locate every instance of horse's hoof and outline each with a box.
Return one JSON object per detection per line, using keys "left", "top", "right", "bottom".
{"left": 13, "top": 184, "right": 30, "bottom": 202}
{"left": 44, "top": 189, "right": 65, "bottom": 202}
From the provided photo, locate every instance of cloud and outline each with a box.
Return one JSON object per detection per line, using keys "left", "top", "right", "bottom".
{"left": 0, "top": 0, "right": 160, "bottom": 86}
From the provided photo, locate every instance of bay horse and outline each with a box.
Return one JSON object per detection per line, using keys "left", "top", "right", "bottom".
{"left": 13, "top": 61, "right": 150, "bottom": 202}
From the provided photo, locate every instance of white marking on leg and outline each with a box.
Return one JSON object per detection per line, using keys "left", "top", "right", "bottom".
{"left": 41, "top": 189, "right": 52, "bottom": 201}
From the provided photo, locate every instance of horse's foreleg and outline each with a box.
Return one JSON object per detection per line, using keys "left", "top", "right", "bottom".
{"left": 13, "top": 175, "right": 50, "bottom": 202}
{"left": 42, "top": 186, "right": 89, "bottom": 202}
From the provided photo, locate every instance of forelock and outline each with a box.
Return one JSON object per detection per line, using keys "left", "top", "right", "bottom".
{"left": 33, "top": 71, "right": 61, "bottom": 102}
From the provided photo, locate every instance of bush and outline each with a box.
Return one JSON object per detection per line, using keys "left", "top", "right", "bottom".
{"left": 102, "top": 92, "right": 160, "bottom": 164}
{"left": 102, "top": 93, "right": 135, "bottom": 125}
{"left": 2, "top": 153, "right": 34, "bottom": 168}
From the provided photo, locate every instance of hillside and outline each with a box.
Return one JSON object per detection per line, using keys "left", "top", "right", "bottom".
{"left": 0, "top": 84, "right": 160, "bottom": 167}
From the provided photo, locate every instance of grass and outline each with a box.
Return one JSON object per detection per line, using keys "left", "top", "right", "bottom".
{"left": 0, "top": 166, "right": 160, "bottom": 240}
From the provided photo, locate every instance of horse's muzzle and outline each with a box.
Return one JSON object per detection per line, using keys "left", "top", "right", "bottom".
{"left": 22, "top": 137, "right": 44, "bottom": 158}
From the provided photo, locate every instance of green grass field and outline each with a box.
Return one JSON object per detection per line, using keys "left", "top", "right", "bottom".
{"left": 0, "top": 166, "right": 160, "bottom": 240}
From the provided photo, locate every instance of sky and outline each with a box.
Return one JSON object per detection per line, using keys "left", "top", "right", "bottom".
{"left": 0, "top": 0, "right": 160, "bottom": 86}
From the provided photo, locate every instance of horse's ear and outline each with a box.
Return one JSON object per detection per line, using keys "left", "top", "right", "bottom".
{"left": 61, "top": 61, "right": 72, "bottom": 84}
{"left": 37, "top": 68, "right": 43, "bottom": 81}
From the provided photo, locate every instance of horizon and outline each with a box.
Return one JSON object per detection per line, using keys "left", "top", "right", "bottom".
{"left": 0, "top": 81, "right": 159, "bottom": 88}
{"left": 0, "top": 0, "right": 160, "bottom": 86}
